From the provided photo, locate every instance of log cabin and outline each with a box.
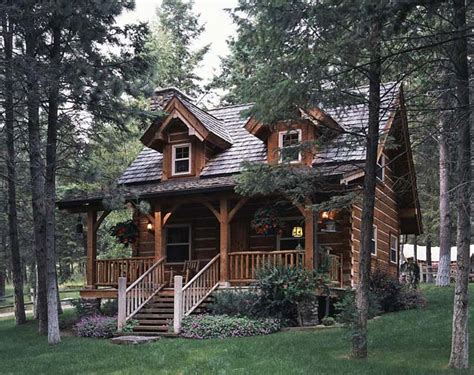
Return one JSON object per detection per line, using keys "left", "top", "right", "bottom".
{"left": 57, "top": 83, "right": 422, "bottom": 334}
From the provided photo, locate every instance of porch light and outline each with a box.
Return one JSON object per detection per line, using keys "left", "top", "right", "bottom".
{"left": 292, "top": 226, "right": 303, "bottom": 238}
{"left": 147, "top": 222, "right": 153, "bottom": 232}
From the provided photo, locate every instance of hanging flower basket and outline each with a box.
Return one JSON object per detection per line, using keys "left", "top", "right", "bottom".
{"left": 251, "top": 207, "right": 285, "bottom": 236}
{"left": 109, "top": 220, "right": 139, "bottom": 247}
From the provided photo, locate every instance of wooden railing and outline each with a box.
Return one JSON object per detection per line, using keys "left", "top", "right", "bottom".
{"left": 173, "top": 254, "right": 220, "bottom": 333}
{"left": 182, "top": 254, "right": 220, "bottom": 316}
{"left": 95, "top": 257, "right": 155, "bottom": 287}
{"left": 228, "top": 250, "right": 305, "bottom": 283}
{"left": 117, "top": 257, "right": 166, "bottom": 331}
{"left": 327, "top": 254, "right": 343, "bottom": 288}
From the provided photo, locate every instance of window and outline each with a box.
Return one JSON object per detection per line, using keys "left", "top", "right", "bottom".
{"left": 390, "top": 234, "right": 398, "bottom": 263}
{"left": 376, "top": 155, "right": 386, "bottom": 181}
{"left": 277, "top": 218, "right": 305, "bottom": 250}
{"left": 165, "top": 225, "right": 191, "bottom": 263}
{"left": 278, "top": 129, "right": 302, "bottom": 163}
{"left": 371, "top": 225, "right": 377, "bottom": 255}
{"left": 172, "top": 143, "right": 191, "bottom": 175}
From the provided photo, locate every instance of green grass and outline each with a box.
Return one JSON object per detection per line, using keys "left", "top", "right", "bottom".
{"left": 0, "top": 286, "right": 473, "bottom": 374}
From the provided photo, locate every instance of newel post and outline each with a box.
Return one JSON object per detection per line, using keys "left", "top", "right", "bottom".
{"left": 174, "top": 275, "right": 183, "bottom": 334}
{"left": 219, "top": 198, "right": 230, "bottom": 284}
{"left": 117, "top": 277, "right": 127, "bottom": 332}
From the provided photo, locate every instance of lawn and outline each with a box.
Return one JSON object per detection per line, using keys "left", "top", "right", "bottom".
{"left": 0, "top": 286, "right": 472, "bottom": 374}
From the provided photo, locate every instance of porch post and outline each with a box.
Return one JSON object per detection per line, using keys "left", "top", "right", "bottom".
{"left": 304, "top": 210, "right": 314, "bottom": 270}
{"left": 173, "top": 275, "right": 183, "bottom": 333}
{"left": 154, "top": 205, "right": 164, "bottom": 260}
{"left": 219, "top": 198, "right": 229, "bottom": 284}
{"left": 86, "top": 210, "right": 97, "bottom": 288}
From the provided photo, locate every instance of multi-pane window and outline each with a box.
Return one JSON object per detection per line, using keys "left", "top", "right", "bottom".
{"left": 166, "top": 225, "right": 190, "bottom": 263}
{"left": 390, "top": 234, "right": 398, "bottom": 263}
{"left": 371, "top": 225, "right": 377, "bottom": 255}
{"left": 279, "top": 130, "right": 302, "bottom": 163}
{"left": 172, "top": 144, "right": 191, "bottom": 175}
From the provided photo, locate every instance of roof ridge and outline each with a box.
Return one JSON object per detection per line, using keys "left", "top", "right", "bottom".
{"left": 180, "top": 97, "right": 224, "bottom": 123}
{"left": 208, "top": 102, "right": 254, "bottom": 111}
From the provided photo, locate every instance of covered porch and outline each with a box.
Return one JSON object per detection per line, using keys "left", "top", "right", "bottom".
{"left": 76, "top": 193, "right": 346, "bottom": 299}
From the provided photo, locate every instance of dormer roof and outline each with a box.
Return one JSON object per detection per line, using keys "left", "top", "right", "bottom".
{"left": 140, "top": 94, "right": 233, "bottom": 152}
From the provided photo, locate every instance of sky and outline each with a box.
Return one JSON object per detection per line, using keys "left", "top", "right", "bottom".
{"left": 118, "top": 0, "right": 239, "bottom": 85}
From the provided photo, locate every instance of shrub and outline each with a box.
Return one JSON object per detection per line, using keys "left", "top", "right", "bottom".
{"left": 71, "top": 298, "right": 100, "bottom": 317}
{"left": 253, "top": 265, "right": 323, "bottom": 324}
{"left": 399, "top": 288, "right": 426, "bottom": 310}
{"left": 122, "top": 319, "right": 139, "bottom": 333}
{"left": 335, "top": 290, "right": 380, "bottom": 326}
{"left": 370, "top": 269, "right": 404, "bottom": 312}
{"left": 180, "top": 314, "right": 281, "bottom": 339}
{"left": 209, "top": 289, "right": 260, "bottom": 317}
{"left": 321, "top": 317, "right": 336, "bottom": 326}
{"left": 74, "top": 315, "right": 117, "bottom": 338}
{"left": 101, "top": 299, "right": 118, "bottom": 316}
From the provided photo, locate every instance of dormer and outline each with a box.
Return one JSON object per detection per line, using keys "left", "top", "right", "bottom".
{"left": 141, "top": 88, "right": 232, "bottom": 180}
{"left": 245, "top": 107, "right": 343, "bottom": 166}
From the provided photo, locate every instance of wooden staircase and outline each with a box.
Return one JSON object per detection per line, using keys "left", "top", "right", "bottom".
{"left": 132, "top": 288, "right": 214, "bottom": 336}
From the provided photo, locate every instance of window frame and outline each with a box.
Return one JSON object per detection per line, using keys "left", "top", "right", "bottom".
{"left": 278, "top": 129, "right": 302, "bottom": 164}
{"left": 371, "top": 224, "right": 378, "bottom": 256}
{"left": 389, "top": 233, "right": 398, "bottom": 264}
{"left": 171, "top": 143, "right": 192, "bottom": 176}
{"left": 376, "top": 154, "right": 386, "bottom": 182}
{"left": 165, "top": 224, "right": 192, "bottom": 264}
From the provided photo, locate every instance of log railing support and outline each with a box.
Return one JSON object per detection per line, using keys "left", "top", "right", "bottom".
{"left": 154, "top": 205, "right": 164, "bottom": 260}
{"left": 86, "top": 210, "right": 97, "bottom": 288}
{"left": 117, "top": 276, "right": 127, "bottom": 332}
{"left": 304, "top": 210, "right": 314, "bottom": 270}
{"left": 173, "top": 275, "right": 183, "bottom": 334}
{"left": 219, "top": 198, "right": 230, "bottom": 284}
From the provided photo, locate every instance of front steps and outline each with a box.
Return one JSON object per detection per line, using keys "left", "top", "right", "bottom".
{"left": 131, "top": 288, "right": 214, "bottom": 336}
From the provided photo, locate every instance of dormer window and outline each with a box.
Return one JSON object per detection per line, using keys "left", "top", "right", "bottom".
{"left": 172, "top": 143, "right": 191, "bottom": 175}
{"left": 278, "top": 129, "right": 302, "bottom": 163}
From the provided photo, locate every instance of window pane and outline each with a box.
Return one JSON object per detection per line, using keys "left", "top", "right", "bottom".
{"left": 175, "top": 159, "right": 189, "bottom": 173}
{"left": 279, "top": 239, "right": 304, "bottom": 250}
{"left": 167, "top": 227, "right": 189, "bottom": 244}
{"left": 167, "top": 244, "right": 189, "bottom": 262}
{"left": 281, "top": 132, "right": 300, "bottom": 162}
{"left": 282, "top": 132, "right": 299, "bottom": 147}
{"left": 175, "top": 146, "right": 189, "bottom": 159}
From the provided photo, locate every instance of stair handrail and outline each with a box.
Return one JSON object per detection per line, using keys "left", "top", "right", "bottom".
{"left": 117, "top": 256, "right": 166, "bottom": 331}
{"left": 182, "top": 254, "right": 220, "bottom": 316}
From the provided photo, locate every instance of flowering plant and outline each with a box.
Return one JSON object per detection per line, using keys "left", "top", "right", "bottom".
{"left": 251, "top": 207, "right": 285, "bottom": 236}
{"left": 109, "top": 220, "right": 139, "bottom": 247}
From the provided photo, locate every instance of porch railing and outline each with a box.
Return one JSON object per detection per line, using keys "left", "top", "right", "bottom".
{"left": 117, "top": 256, "right": 166, "bottom": 331}
{"left": 95, "top": 257, "right": 155, "bottom": 287}
{"left": 228, "top": 250, "right": 305, "bottom": 284}
{"left": 173, "top": 254, "right": 220, "bottom": 333}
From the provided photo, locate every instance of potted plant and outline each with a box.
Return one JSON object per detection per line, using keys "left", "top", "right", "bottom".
{"left": 109, "top": 220, "right": 139, "bottom": 247}
{"left": 251, "top": 207, "right": 285, "bottom": 236}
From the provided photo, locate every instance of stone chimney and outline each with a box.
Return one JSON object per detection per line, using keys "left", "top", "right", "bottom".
{"left": 150, "top": 87, "right": 193, "bottom": 111}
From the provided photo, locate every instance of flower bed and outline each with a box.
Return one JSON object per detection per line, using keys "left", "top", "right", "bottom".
{"left": 180, "top": 314, "right": 281, "bottom": 339}
{"left": 74, "top": 315, "right": 117, "bottom": 338}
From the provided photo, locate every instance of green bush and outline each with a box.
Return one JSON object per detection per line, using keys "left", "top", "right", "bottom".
{"left": 209, "top": 289, "right": 260, "bottom": 317}
{"left": 74, "top": 315, "right": 117, "bottom": 338}
{"left": 71, "top": 298, "right": 100, "bottom": 317}
{"left": 335, "top": 290, "right": 380, "bottom": 326}
{"left": 101, "top": 299, "right": 118, "bottom": 316}
{"left": 253, "top": 265, "right": 323, "bottom": 324}
{"left": 180, "top": 314, "right": 281, "bottom": 339}
{"left": 321, "top": 316, "right": 336, "bottom": 326}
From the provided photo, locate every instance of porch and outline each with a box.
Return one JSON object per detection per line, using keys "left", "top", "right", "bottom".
{"left": 83, "top": 249, "right": 343, "bottom": 295}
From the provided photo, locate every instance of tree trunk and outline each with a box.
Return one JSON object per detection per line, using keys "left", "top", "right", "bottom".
{"left": 2, "top": 10, "right": 26, "bottom": 325}
{"left": 448, "top": 0, "right": 471, "bottom": 369}
{"left": 45, "top": 20, "right": 61, "bottom": 345}
{"left": 25, "top": 26, "right": 48, "bottom": 335}
{"left": 352, "top": 16, "right": 381, "bottom": 360}
{"left": 436, "top": 95, "right": 452, "bottom": 287}
{"left": 426, "top": 237, "right": 433, "bottom": 284}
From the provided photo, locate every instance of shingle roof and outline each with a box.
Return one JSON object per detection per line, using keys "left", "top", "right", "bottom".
{"left": 180, "top": 98, "right": 233, "bottom": 144}
{"left": 117, "top": 84, "right": 400, "bottom": 192}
